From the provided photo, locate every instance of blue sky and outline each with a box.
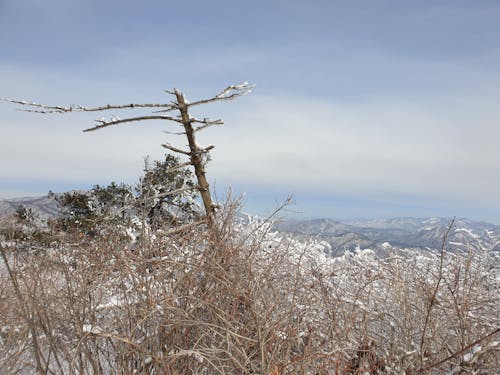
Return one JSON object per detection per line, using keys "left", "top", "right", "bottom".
{"left": 1, "top": 0, "right": 499, "bottom": 223}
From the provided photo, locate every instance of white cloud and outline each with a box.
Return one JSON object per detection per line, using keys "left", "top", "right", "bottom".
{"left": 209, "top": 93, "right": 500, "bottom": 206}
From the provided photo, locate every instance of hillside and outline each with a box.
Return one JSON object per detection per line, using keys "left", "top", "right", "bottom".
{"left": 276, "top": 217, "right": 500, "bottom": 256}
{"left": 0, "top": 195, "right": 60, "bottom": 219}
{"left": 2, "top": 195, "right": 499, "bottom": 256}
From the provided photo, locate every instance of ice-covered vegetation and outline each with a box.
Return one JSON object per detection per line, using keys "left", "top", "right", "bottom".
{"left": 0, "top": 197, "right": 498, "bottom": 374}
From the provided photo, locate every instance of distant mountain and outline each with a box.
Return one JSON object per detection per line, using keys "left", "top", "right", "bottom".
{"left": 0, "top": 195, "right": 60, "bottom": 219}
{"left": 2, "top": 196, "right": 499, "bottom": 256}
{"left": 275, "top": 217, "right": 500, "bottom": 256}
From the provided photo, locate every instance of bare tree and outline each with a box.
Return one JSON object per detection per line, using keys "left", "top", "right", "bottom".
{"left": 2, "top": 82, "right": 254, "bottom": 231}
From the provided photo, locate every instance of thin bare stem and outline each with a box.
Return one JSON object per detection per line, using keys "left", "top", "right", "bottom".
{"left": 162, "top": 144, "right": 191, "bottom": 155}
{"left": 419, "top": 217, "right": 456, "bottom": 367}
{"left": 424, "top": 327, "right": 500, "bottom": 371}
{"left": 83, "top": 115, "right": 182, "bottom": 132}
{"left": 1, "top": 98, "right": 176, "bottom": 113}
{"left": 187, "top": 82, "right": 255, "bottom": 108}
{"left": 0, "top": 242, "right": 46, "bottom": 374}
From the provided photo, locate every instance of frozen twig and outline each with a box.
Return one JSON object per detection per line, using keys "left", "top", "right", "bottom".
{"left": 1, "top": 98, "right": 177, "bottom": 113}
{"left": 161, "top": 218, "right": 207, "bottom": 235}
{"left": 419, "top": 217, "right": 456, "bottom": 367}
{"left": 191, "top": 118, "right": 224, "bottom": 133}
{"left": 83, "top": 115, "right": 182, "bottom": 132}
{"left": 424, "top": 327, "right": 500, "bottom": 371}
{"left": 162, "top": 143, "right": 191, "bottom": 155}
{"left": 188, "top": 82, "right": 255, "bottom": 108}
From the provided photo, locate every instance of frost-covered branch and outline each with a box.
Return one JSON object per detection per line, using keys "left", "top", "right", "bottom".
{"left": 424, "top": 327, "right": 500, "bottom": 372}
{"left": 83, "top": 115, "right": 182, "bottom": 132}
{"left": 191, "top": 118, "right": 224, "bottom": 133}
{"left": 162, "top": 143, "right": 191, "bottom": 155}
{"left": 187, "top": 82, "right": 255, "bottom": 108}
{"left": 419, "top": 217, "right": 455, "bottom": 367}
{"left": 0, "top": 98, "right": 176, "bottom": 113}
{"left": 191, "top": 117, "right": 224, "bottom": 126}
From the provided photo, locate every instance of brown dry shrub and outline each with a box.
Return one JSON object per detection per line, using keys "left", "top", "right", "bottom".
{"left": 0, "top": 202, "right": 498, "bottom": 374}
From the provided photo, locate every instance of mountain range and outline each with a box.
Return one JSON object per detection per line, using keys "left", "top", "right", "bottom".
{"left": 0, "top": 195, "right": 60, "bottom": 219}
{"left": 1, "top": 196, "right": 499, "bottom": 255}
{"left": 275, "top": 217, "right": 500, "bottom": 256}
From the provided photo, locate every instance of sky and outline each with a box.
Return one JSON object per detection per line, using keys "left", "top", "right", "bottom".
{"left": 1, "top": 0, "right": 499, "bottom": 223}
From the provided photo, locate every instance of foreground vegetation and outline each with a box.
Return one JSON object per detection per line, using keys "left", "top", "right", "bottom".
{"left": 0, "top": 198, "right": 498, "bottom": 374}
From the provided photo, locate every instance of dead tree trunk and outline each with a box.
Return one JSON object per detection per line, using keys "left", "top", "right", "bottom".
{"left": 174, "top": 90, "right": 215, "bottom": 228}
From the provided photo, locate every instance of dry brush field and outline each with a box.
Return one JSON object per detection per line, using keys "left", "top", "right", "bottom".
{"left": 1, "top": 203, "right": 498, "bottom": 374}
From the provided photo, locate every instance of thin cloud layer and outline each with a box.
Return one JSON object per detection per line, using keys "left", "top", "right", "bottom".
{"left": 211, "top": 93, "right": 500, "bottom": 203}
{"left": 1, "top": 1, "right": 499, "bottom": 221}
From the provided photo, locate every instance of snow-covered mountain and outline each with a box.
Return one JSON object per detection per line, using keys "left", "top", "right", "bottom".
{"left": 275, "top": 217, "right": 500, "bottom": 256}
{"left": 2, "top": 196, "right": 499, "bottom": 255}
{"left": 0, "top": 195, "right": 60, "bottom": 219}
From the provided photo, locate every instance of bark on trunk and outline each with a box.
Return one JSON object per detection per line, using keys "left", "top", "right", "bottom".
{"left": 175, "top": 90, "right": 215, "bottom": 230}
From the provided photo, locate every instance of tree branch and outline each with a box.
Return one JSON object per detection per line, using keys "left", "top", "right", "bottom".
{"left": 191, "top": 117, "right": 224, "bottom": 125}
{"left": 162, "top": 144, "right": 191, "bottom": 155}
{"left": 83, "top": 115, "right": 182, "bottom": 132}
{"left": 423, "top": 327, "right": 500, "bottom": 371}
{"left": 187, "top": 82, "right": 255, "bottom": 108}
{"left": 191, "top": 118, "right": 224, "bottom": 133}
{"left": 1, "top": 98, "right": 177, "bottom": 113}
